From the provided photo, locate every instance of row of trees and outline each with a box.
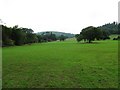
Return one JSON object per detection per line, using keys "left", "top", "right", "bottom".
{"left": 75, "top": 26, "right": 110, "bottom": 43}
{"left": 39, "top": 32, "right": 67, "bottom": 42}
{"left": 2, "top": 25, "right": 38, "bottom": 46}
{"left": 2, "top": 25, "right": 67, "bottom": 47}
{"left": 98, "top": 22, "right": 120, "bottom": 34}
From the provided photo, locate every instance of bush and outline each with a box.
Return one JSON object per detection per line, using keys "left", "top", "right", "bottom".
{"left": 113, "top": 38, "right": 117, "bottom": 40}
{"left": 3, "top": 39, "right": 14, "bottom": 46}
{"left": 113, "top": 36, "right": 120, "bottom": 40}
{"left": 102, "top": 36, "right": 110, "bottom": 40}
{"left": 106, "top": 37, "right": 110, "bottom": 39}
{"left": 118, "top": 36, "right": 120, "bottom": 40}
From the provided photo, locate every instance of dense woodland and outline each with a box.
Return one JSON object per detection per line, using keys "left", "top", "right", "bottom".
{"left": 1, "top": 22, "right": 120, "bottom": 46}
{"left": 98, "top": 22, "right": 120, "bottom": 34}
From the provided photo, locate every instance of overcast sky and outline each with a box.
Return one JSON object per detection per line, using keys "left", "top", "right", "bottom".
{"left": 0, "top": 0, "right": 119, "bottom": 34}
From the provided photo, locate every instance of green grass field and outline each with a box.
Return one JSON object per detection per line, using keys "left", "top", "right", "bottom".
{"left": 2, "top": 38, "right": 118, "bottom": 88}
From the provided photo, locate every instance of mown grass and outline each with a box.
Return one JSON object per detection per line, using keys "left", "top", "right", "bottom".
{"left": 2, "top": 38, "right": 118, "bottom": 88}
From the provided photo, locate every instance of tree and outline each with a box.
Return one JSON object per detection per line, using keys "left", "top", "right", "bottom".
{"left": 81, "top": 26, "right": 103, "bottom": 43}
{"left": 76, "top": 26, "right": 106, "bottom": 43}
{"left": 40, "top": 32, "right": 57, "bottom": 42}
{"left": 50, "top": 33, "right": 57, "bottom": 41}
{"left": 100, "top": 30, "right": 110, "bottom": 40}
{"left": 37, "top": 35, "right": 42, "bottom": 43}
{"left": 59, "top": 35, "right": 66, "bottom": 41}
{"left": 98, "top": 22, "right": 118, "bottom": 34}
{"left": 2, "top": 25, "right": 14, "bottom": 46}
{"left": 75, "top": 34, "right": 83, "bottom": 42}
{"left": 11, "top": 26, "right": 26, "bottom": 45}
{"left": 2, "top": 25, "right": 39, "bottom": 46}
{"left": 31, "top": 34, "right": 38, "bottom": 43}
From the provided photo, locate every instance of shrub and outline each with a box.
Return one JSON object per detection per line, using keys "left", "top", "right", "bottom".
{"left": 3, "top": 39, "right": 14, "bottom": 46}
{"left": 113, "top": 36, "right": 120, "bottom": 40}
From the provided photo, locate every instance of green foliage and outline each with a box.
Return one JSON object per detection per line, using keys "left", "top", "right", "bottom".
{"left": 37, "top": 31, "right": 74, "bottom": 38}
{"left": 3, "top": 39, "right": 14, "bottom": 46}
{"left": 26, "top": 33, "right": 38, "bottom": 43}
{"left": 39, "top": 32, "right": 67, "bottom": 42}
{"left": 2, "top": 25, "right": 13, "bottom": 46}
{"left": 100, "top": 30, "right": 110, "bottom": 40}
{"left": 2, "top": 25, "right": 61, "bottom": 46}
{"left": 113, "top": 36, "right": 120, "bottom": 40}
{"left": 37, "top": 35, "right": 42, "bottom": 43}
{"left": 75, "top": 34, "right": 83, "bottom": 42}
{"left": 40, "top": 32, "right": 57, "bottom": 42}
{"left": 76, "top": 26, "right": 110, "bottom": 43}
{"left": 81, "top": 26, "right": 101, "bottom": 43}
{"left": 12, "top": 27, "right": 26, "bottom": 45}
{"left": 98, "top": 22, "right": 119, "bottom": 34}
{"left": 59, "top": 35, "right": 66, "bottom": 41}
{"left": 2, "top": 25, "right": 40, "bottom": 46}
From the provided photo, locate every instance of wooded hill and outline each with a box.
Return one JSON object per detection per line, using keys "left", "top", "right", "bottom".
{"left": 98, "top": 22, "right": 119, "bottom": 34}
{"left": 37, "top": 31, "right": 75, "bottom": 38}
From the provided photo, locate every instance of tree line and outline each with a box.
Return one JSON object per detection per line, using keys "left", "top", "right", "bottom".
{"left": 2, "top": 21, "right": 120, "bottom": 46}
{"left": 75, "top": 24, "right": 120, "bottom": 43}
{"left": 98, "top": 22, "right": 120, "bottom": 34}
{"left": 75, "top": 26, "right": 110, "bottom": 43}
{"left": 37, "top": 31, "right": 74, "bottom": 38}
{"left": 2, "top": 25, "right": 67, "bottom": 47}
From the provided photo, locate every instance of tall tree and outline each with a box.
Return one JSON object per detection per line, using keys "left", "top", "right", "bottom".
{"left": 81, "top": 26, "right": 102, "bottom": 43}
{"left": 76, "top": 26, "right": 108, "bottom": 43}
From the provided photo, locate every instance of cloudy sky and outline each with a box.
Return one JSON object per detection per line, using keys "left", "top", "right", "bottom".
{"left": 0, "top": 0, "right": 119, "bottom": 34}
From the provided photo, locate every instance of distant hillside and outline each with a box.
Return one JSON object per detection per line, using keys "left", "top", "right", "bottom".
{"left": 37, "top": 31, "right": 75, "bottom": 38}
{"left": 98, "top": 22, "right": 119, "bottom": 34}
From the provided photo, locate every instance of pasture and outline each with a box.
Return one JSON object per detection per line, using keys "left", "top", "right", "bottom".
{"left": 2, "top": 38, "right": 118, "bottom": 88}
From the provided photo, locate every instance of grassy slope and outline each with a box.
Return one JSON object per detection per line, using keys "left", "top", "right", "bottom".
{"left": 2, "top": 38, "right": 118, "bottom": 88}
